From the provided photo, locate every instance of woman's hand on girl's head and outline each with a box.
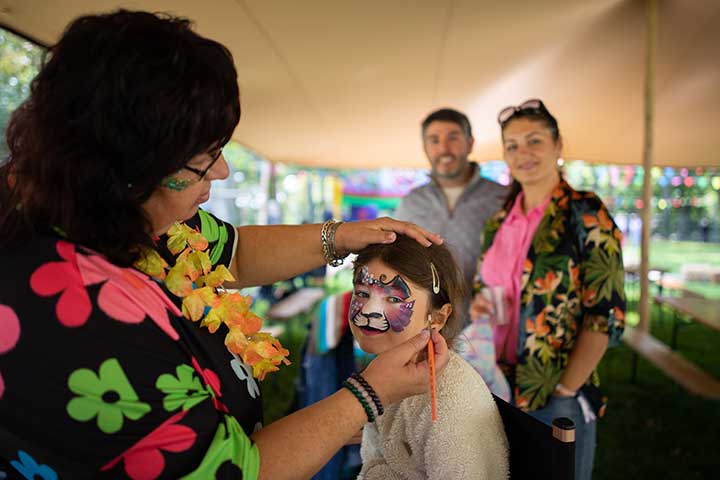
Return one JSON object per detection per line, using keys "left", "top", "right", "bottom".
{"left": 334, "top": 217, "right": 443, "bottom": 255}
{"left": 469, "top": 292, "right": 494, "bottom": 321}
{"left": 362, "top": 329, "right": 449, "bottom": 406}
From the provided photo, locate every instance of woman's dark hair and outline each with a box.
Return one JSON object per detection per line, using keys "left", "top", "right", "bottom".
{"left": 353, "top": 235, "right": 467, "bottom": 348}
{"left": 0, "top": 10, "right": 240, "bottom": 265}
{"left": 500, "top": 101, "right": 561, "bottom": 211}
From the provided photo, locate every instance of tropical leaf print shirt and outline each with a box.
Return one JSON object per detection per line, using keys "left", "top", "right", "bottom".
{"left": 477, "top": 181, "right": 626, "bottom": 412}
{"left": 0, "top": 210, "right": 263, "bottom": 479}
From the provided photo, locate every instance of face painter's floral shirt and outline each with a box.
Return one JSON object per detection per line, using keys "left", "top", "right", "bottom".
{"left": 0, "top": 210, "right": 263, "bottom": 479}
{"left": 477, "top": 181, "right": 626, "bottom": 412}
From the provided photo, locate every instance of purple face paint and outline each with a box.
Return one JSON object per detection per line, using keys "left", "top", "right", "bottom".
{"left": 351, "top": 266, "right": 416, "bottom": 333}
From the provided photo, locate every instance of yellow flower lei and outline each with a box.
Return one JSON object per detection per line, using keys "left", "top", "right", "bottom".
{"left": 134, "top": 222, "right": 290, "bottom": 380}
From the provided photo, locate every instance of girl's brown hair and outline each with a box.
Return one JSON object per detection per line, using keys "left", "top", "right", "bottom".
{"left": 353, "top": 234, "right": 467, "bottom": 348}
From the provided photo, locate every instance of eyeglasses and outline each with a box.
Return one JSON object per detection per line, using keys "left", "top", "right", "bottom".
{"left": 182, "top": 148, "right": 223, "bottom": 180}
{"left": 497, "top": 99, "right": 546, "bottom": 125}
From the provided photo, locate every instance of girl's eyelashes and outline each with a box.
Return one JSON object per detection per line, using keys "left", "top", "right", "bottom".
{"left": 352, "top": 289, "right": 407, "bottom": 304}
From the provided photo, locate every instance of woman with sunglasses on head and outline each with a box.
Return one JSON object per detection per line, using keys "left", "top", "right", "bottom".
{"left": 0, "top": 11, "right": 450, "bottom": 480}
{"left": 469, "top": 99, "right": 626, "bottom": 480}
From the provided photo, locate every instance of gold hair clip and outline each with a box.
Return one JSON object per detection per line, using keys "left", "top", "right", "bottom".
{"left": 430, "top": 262, "right": 440, "bottom": 295}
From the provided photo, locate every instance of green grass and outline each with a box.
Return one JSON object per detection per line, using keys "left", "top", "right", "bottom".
{"left": 624, "top": 240, "right": 720, "bottom": 273}
{"left": 594, "top": 270, "right": 720, "bottom": 479}
{"left": 595, "top": 318, "right": 720, "bottom": 479}
{"left": 624, "top": 240, "right": 720, "bottom": 299}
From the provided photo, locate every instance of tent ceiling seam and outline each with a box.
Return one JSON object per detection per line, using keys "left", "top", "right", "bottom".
{"left": 232, "top": 0, "right": 330, "bottom": 142}
{"left": 431, "top": 0, "right": 455, "bottom": 105}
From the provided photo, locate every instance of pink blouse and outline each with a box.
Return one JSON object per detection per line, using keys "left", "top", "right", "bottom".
{"left": 480, "top": 191, "right": 551, "bottom": 363}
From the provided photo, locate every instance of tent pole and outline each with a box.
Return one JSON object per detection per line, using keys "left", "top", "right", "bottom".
{"left": 639, "top": 0, "right": 657, "bottom": 333}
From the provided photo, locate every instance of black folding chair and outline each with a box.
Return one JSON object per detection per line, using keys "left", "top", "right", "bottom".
{"left": 493, "top": 394, "right": 575, "bottom": 480}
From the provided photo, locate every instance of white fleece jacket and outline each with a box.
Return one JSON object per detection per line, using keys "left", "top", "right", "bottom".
{"left": 358, "top": 351, "right": 509, "bottom": 480}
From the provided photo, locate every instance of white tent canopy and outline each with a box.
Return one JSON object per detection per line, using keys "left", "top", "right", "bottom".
{"left": 1, "top": 0, "right": 718, "bottom": 169}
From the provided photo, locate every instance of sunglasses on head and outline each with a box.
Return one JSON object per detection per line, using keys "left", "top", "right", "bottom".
{"left": 497, "top": 99, "right": 547, "bottom": 125}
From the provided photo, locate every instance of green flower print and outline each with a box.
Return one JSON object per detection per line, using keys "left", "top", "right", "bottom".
{"left": 156, "top": 364, "right": 212, "bottom": 412}
{"left": 66, "top": 358, "right": 151, "bottom": 434}
{"left": 199, "top": 209, "right": 229, "bottom": 265}
{"left": 182, "top": 415, "right": 260, "bottom": 480}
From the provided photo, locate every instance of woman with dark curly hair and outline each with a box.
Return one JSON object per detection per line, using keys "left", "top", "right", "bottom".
{"left": 0, "top": 10, "right": 449, "bottom": 479}
{"left": 470, "top": 99, "right": 626, "bottom": 480}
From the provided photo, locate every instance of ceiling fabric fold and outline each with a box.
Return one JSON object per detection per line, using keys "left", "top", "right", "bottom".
{"left": 1, "top": 0, "right": 718, "bottom": 167}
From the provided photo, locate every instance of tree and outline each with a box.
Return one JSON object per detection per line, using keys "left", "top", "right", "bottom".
{"left": 0, "top": 28, "right": 43, "bottom": 160}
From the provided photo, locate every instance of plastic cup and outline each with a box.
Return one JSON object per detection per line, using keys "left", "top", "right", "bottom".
{"left": 481, "top": 286, "right": 508, "bottom": 327}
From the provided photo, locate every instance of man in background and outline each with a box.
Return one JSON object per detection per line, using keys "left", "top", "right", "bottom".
{"left": 395, "top": 108, "right": 506, "bottom": 299}
{"left": 394, "top": 108, "right": 510, "bottom": 397}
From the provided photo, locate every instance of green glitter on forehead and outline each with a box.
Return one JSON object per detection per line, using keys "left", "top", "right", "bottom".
{"left": 162, "top": 176, "right": 193, "bottom": 191}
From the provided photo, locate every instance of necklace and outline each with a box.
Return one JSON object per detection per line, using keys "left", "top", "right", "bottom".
{"left": 134, "top": 222, "right": 290, "bottom": 380}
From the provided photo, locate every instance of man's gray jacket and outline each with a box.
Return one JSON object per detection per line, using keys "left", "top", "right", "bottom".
{"left": 394, "top": 164, "right": 507, "bottom": 294}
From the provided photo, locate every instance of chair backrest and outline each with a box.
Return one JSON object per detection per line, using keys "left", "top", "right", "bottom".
{"left": 492, "top": 394, "right": 575, "bottom": 480}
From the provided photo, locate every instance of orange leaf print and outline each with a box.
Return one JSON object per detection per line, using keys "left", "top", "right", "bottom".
{"left": 515, "top": 392, "right": 529, "bottom": 409}
{"left": 613, "top": 307, "right": 626, "bottom": 328}
{"left": 569, "top": 260, "right": 580, "bottom": 290}
{"left": 597, "top": 208, "right": 613, "bottom": 230}
{"left": 582, "top": 288, "right": 597, "bottom": 307}
{"left": 526, "top": 310, "right": 551, "bottom": 336}
{"left": 582, "top": 214, "right": 599, "bottom": 228}
{"left": 533, "top": 271, "right": 563, "bottom": 296}
{"left": 613, "top": 228, "right": 623, "bottom": 242}
{"left": 583, "top": 209, "right": 613, "bottom": 230}
{"left": 524, "top": 258, "right": 534, "bottom": 275}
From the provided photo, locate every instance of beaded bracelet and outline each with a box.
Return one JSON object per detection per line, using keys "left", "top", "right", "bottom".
{"left": 347, "top": 376, "right": 378, "bottom": 420}
{"left": 351, "top": 373, "right": 384, "bottom": 417}
{"left": 343, "top": 380, "right": 375, "bottom": 423}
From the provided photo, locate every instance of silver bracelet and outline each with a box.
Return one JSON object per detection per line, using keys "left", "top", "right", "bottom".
{"left": 321, "top": 219, "right": 346, "bottom": 267}
{"left": 554, "top": 382, "right": 578, "bottom": 397}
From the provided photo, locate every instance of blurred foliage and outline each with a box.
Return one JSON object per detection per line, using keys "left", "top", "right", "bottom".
{"left": 0, "top": 29, "right": 43, "bottom": 159}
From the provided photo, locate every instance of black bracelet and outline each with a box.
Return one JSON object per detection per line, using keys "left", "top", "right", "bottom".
{"left": 352, "top": 373, "right": 384, "bottom": 416}
{"left": 343, "top": 380, "right": 375, "bottom": 423}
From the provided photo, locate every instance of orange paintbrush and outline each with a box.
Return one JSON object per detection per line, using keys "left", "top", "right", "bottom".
{"left": 427, "top": 316, "right": 437, "bottom": 422}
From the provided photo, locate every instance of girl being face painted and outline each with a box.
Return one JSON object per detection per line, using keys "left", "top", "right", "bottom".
{"left": 349, "top": 259, "right": 435, "bottom": 355}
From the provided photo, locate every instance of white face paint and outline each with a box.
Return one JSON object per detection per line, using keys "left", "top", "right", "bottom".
{"left": 348, "top": 260, "right": 431, "bottom": 355}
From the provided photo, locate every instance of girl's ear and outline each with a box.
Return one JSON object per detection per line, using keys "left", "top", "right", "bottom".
{"left": 431, "top": 303, "right": 453, "bottom": 330}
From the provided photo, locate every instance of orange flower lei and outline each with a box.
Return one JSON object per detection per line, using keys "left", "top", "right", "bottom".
{"left": 134, "top": 222, "right": 290, "bottom": 380}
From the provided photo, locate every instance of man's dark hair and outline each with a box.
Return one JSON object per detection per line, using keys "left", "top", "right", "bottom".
{"left": 421, "top": 108, "right": 473, "bottom": 139}
{"left": 0, "top": 10, "right": 240, "bottom": 265}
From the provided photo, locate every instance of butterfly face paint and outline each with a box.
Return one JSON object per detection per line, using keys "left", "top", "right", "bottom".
{"left": 350, "top": 266, "right": 416, "bottom": 334}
